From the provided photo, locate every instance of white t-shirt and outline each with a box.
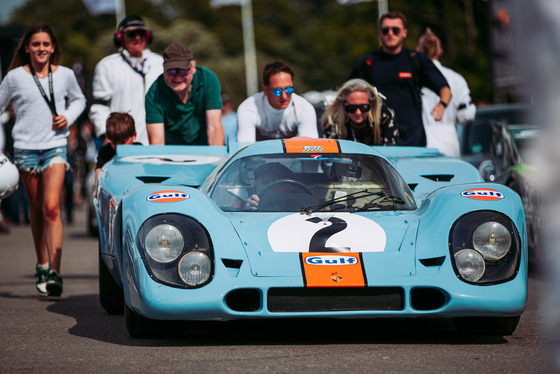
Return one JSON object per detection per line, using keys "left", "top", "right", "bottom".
{"left": 237, "top": 92, "right": 318, "bottom": 142}
{"left": 89, "top": 48, "right": 163, "bottom": 145}
{"left": 421, "top": 60, "right": 476, "bottom": 157}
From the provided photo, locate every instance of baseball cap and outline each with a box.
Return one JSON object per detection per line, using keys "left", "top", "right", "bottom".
{"left": 163, "top": 43, "right": 194, "bottom": 70}
{"left": 117, "top": 15, "right": 149, "bottom": 32}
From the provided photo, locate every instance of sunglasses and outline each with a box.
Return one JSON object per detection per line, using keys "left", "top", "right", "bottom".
{"left": 345, "top": 104, "right": 371, "bottom": 113}
{"left": 380, "top": 27, "right": 402, "bottom": 35}
{"left": 268, "top": 86, "right": 295, "bottom": 97}
{"left": 165, "top": 68, "right": 191, "bottom": 77}
{"left": 125, "top": 29, "right": 147, "bottom": 38}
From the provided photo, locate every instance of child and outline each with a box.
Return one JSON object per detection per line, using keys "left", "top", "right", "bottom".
{"left": 94, "top": 112, "right": 138, "bottom": 194}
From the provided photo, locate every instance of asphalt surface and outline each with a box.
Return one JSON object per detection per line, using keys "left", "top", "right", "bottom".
{"left": 0, "top": 203, "right": 555, "bottom": 373}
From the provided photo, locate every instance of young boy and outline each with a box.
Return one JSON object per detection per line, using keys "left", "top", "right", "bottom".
{"left": 94, "top": 112, "right": 138, "bottom": 194}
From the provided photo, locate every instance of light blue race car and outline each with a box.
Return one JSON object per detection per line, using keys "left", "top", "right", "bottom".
{"left": 94, "top": 138, "right": 527, "bottom": 338}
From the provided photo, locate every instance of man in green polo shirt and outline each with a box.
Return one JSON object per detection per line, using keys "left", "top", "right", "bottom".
{"left": 145, "top": 43, "right": 224, "bottom": 145}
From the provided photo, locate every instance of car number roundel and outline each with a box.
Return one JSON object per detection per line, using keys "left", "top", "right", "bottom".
{"left": 267, "top": 213, "right": 386, "bottom": 252}
{"left": 460, "top": 188, "right": 504, "bottom": 201}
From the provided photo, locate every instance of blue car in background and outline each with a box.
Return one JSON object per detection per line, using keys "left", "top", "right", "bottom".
{"left": 94, "top": 138, "right": 528, "bottom": 338}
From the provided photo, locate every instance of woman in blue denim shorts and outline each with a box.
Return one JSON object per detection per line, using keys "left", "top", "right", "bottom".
{"left": 0, "top": 23, "right": 86, "bottom": 296}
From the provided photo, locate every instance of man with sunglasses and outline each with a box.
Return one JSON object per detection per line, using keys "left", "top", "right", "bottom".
{"left": 349, "top": 11, "right": 451, "bottom": 147}
{"left": 90, "top": 15, "right": 163, "bottom": 145}
{"left": 145, "top": 43, "right": 224, "bottom": 146}
{"left": 237, "top": 61, "right": 318, "bottom": 142}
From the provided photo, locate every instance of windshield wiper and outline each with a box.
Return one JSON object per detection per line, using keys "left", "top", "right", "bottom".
{"left": 301, "top": 189, "right": 383, "bottom": 215}
{"left": 354, "top": 193, "right": 406, "bottom": 212}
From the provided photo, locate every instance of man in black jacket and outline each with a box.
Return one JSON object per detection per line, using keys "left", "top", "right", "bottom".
{"left": 349, "top": 11, "right": 452, "bottom": 146}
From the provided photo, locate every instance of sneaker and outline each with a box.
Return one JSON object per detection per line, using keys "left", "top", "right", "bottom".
{"left": 35, "top": 265, "right": 49, "bottom": 295}
{"left": 46, "top": 270, "right": 63, "bottom": 297}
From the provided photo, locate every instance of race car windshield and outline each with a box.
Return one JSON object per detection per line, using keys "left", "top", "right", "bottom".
{"left": 209, "top": 153, "right": 416, "bottom": 212}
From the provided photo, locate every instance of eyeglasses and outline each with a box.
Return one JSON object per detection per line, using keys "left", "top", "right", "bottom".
{"left": 380, "top": 27, "right": 401, "bottom": 36}
{"left": 125, "top": 29, "right": 147, "bottom": 38}
{"left": 268, "top": 86, "right": 295, "bottom": 97}
{"left": 165, "top": 68, "right": 191, "bottom": 77}
{"left": 344, "top": 104, "right": 371, "bottom": 113}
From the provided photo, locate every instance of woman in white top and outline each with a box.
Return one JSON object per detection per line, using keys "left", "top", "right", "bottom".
{"left": 0, "top": 23, "right": 86, "bottom": 296}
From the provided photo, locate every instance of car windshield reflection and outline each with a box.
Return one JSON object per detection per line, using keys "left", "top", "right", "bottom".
{"left": 209, "top": 153, "right": 416, "bottom": 212}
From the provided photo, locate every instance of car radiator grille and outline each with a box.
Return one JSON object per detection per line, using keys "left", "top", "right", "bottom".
{"left": 267, "top": 287, "right": 404, "bottom": 312}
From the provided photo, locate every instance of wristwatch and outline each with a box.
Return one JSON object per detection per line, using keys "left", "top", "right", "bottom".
{"left": 439, "top": 100, "right": 448, "bottom": 108}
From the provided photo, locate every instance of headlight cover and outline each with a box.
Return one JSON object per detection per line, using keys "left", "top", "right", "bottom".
{"left": 449, "top": 211, "right": 521, "bottom": 285}
{"left": 137, "top": 214, "right": 214, "bottom": 288}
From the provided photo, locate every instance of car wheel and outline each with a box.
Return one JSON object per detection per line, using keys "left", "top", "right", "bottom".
{"left": 99, "top": 249, "right": 124, "bottom": 315}
{"left": 125, "top": 304, "right": 186, "bottom": 339}
{"left": 453, "top": 315, "right": 520, "bottom": 336}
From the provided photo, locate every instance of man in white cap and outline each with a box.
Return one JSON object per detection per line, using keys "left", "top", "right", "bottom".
{"left": 89, "top": 15, "right": 163, "bottom": 145}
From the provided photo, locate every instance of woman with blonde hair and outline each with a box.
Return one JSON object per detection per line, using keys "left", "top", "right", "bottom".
{"left": 322, "top": 78, "right": 398, "bottom": 145}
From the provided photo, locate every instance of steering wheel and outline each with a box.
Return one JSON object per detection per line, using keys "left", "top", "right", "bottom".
{"left": 258, "top": 179, "right": 314, "bottom": 201}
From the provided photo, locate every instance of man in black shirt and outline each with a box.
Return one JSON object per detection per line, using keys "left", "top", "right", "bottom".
{"left": 349, "top": 11, "right": 452, "bottom": 146}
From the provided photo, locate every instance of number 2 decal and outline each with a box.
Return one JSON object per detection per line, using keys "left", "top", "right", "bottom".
{"left": 306, "top": 217, "right": 350, "bottom": 252}
{"left": 267, "top": 213, "right": 387, "bottom": 253}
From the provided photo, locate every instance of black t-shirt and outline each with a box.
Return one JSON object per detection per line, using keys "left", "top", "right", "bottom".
{"left": 95, "top": 142, "right": 141, "bottom": 169}
{"left": 349, "top": 48, "right": 449, "bottom": 146}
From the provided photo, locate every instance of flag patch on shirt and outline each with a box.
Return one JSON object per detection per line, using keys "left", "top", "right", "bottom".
{"left": 398, "top": 72, "right": 413, "bottom": 79}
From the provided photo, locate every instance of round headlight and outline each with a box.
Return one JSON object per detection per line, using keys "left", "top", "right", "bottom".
{"left": 178, "top": 252, "right": 211, "bottom": 286}
{"left": 473, "top": 221, "right": 511, "bottom": 260}
{"left": 145, "top": 224, "right": 184, "bottom": 263}
{"left": 454, "top": 249, "right": 485, "bottom": 282}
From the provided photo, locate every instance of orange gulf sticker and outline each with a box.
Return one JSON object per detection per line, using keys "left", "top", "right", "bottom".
{"left": 300, "top": 253, "right": 367, "bottom": 287}
{"left": 283, "top": 138, "right": 340, "bottom": 153}
{"left": 398, "top": 72, "right": 413, "bottom": 79}
{"left": 146, "top": 190, "right": 190, "bottom": 203}
{"left": 460, "top": 188, "right": 504, "bottom": 201}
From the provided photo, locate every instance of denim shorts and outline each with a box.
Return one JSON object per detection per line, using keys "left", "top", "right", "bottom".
{"left": 13, "top": 146, "right": 69, "bottom": 174}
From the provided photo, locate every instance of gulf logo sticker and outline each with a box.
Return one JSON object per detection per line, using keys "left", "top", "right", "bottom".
{"left": 301, "top": 252, "right": 366, "bottom": 287}
{"left": 460, "top": 188, "right": 504, "bottom": 201}
{"left": 147, "top": 190, "right": 190, "bottom": 203}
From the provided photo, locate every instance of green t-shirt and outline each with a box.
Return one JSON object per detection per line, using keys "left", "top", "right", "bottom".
{"left": 145, "top": 66, "right": 223, "bottom": 145}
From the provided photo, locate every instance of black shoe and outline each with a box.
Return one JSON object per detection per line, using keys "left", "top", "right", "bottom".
{"left": 46, "top": 270, "right": 63, "bottom": 296}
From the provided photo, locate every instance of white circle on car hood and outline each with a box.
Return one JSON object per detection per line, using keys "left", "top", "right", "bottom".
{"left": 268, "top": 213, "right": 386, "bottom": 252}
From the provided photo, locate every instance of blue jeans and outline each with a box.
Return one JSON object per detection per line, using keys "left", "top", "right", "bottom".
{"left": 13, "top": 146, "right": 69, "bottom": 174}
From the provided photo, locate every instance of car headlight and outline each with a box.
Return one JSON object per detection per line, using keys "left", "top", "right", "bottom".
{"left": 137, "top": 214, "right": 214, "bottom": 288}
{"left": 145, "top": 224, "right": 184, "bottom": 263}
{"left": 450, "top": 211, "right": 521, "bottom": 285}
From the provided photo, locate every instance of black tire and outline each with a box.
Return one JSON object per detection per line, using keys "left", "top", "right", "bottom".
{"left": 99, "top": 249, "right": 124, "bottom": 315}
{"left": 453, "top": 315, "right": 521, "bottom": 336}
{"left": 88, "top": 203, "right": 99, "bottom": 237}
{"left": 125, "top": 304, "right": 186, "bottom": 339}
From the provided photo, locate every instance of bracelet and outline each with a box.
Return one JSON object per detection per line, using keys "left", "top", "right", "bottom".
{"left": 439, "top": 100, "right": 448, "bottom": 108}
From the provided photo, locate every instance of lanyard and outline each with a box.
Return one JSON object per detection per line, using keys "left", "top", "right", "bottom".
{"left": 29, "top": 64, "right": 58, "bottom": 116}
{"left": 120, "top": 50, "right": 146, "bottom": 78}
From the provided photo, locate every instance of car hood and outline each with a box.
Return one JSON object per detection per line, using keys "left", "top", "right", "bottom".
{"left": 228, "top": 212, "right": 418, "bottom": 277}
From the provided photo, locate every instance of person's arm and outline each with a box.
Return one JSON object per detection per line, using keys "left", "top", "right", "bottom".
{"left": 236, "top": 99, "right": 258, "bottom": 142}
{"left": 430, "top": 86, "right": 452, "bottom": 122}
{"left": 56, "top": 68, "right": 87, "bottom": 130}
{"left": 453, "top": 75, "right": 476, "bottom": 125}
{"left": 89, "top": 61, "right": 112, "bottom": 138}
{"left": 296, "top": 99, "right": 319, "bottom": 138}
{"left": 206, "top": 109, "right": 225, "bottom": 145}
{"left": 147, "top": 123, "right": 165, "bottom": 145}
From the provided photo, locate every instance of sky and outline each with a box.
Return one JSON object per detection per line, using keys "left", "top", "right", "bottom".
{"left": 0, "top": 0, "right": 25, "bottom": 25}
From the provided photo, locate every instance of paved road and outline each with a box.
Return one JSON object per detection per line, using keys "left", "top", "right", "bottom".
{"left": 0, "top": 204, "right": 554, "bottom": 373}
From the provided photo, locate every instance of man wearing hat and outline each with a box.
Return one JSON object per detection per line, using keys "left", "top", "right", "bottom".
{"left": 90, "top": 15, "right": 163, "bottom": 145}
{"left": 145, "top": 43, "right": 224, "bottom": 145}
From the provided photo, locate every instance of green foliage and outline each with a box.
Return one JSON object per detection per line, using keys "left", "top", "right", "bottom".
{"left": 4, "top": 0, "right": 494, "bottom": 106}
